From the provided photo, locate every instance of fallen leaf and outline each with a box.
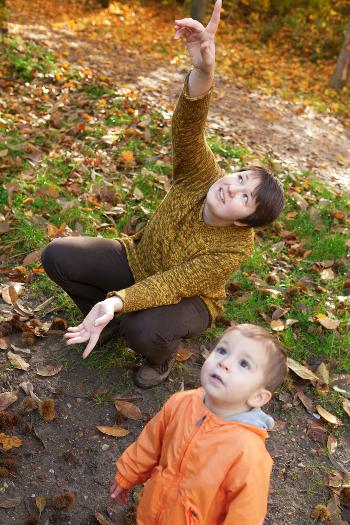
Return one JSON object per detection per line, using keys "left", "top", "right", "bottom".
{"left": 33, "top": 296, "right": 55, "bottom": 313}
{"left": 306, "top": 421, "right": 327, "bottom": 444}
{"left": 316, "top": 315, "right": 340, "bottom": 330}
{"left": 270, "top": 319, "right": 285, "bottom": 331}
{"left": 176, "top": 347, "right": 193, "bottom": 361}
{"left": 23, "top": 249, "right": 43, "bottom": 265}
{"left": 342, "top": 398, "right": 350, "bottom": 417}
{"left": 296, "top": 391, "right": 314, "bottom": 414}
{"left": 0, "top": 391, "right": 18, "bottom": 411}
{"left": 0, "top": 432, "right": 22, "bottom": 450}
{"left": 316, "top": 362, "right": 330, "bottom": 386}
{"left": 327, "top": 435, "right": 338, "bottom": 455}
{"left": 271, "top": 307, "right": 289, "bottom": 320}
{"left": 19, "top": 381, "right": 42, "bottom": 403}
{"left": 10, "top": 344, "right": 31, "bottom": 355}
{"left": 37, "top": 364, "right": 63, "bottom": 377}
{"left": 1, "top": 283, "right": 23, "bottom": 305}
{"left": 36, "top": 495, "right": 46, "bottom": 515}
{"left": 316, "top": 405, "right": 342, "bottom": 426}
{"left": 0, "top": 337, "right": 9, "bottom": 350}
{"left": 7, "top": 351, "right": 30, "bottom": 371}
{"left": 94, "top": 512, "right": 114, "bottom": 525}
{"left": 330, "top": 374, "right": 350, "bottom": 399}
{"left": 96, "top": 426, "right": 129, "bottom": 437}
{"left": 320, "top": 268, "right": 335, "bottom": 281}
{"left": 114, "top": 400, "right": 143, "bottom": 421}
{"left": 0, "top": 496, "right": 22, "bottom": 508}
{"left": 287, "top": 357, "right": 318, "bottom": 381}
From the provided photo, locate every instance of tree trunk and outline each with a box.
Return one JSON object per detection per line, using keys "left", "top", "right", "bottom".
{"left": 0, "top": 0, "right": 7, "bottom": 34}
{"left": 330, "top": 24, "right": 350, "bottom": 89}
{"left": 190, "top": 0, "right": 208, "bottom": 23}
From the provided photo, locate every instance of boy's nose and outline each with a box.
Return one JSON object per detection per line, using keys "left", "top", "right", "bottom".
{"left": 218, "top": 359, "right": 230, "bottom": 371}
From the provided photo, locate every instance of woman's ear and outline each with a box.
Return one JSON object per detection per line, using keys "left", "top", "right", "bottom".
{"left": 247, "top": 389, "right": 272, "bottom": 409}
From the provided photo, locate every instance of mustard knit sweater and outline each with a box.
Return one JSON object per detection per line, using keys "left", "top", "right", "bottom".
{"left": 108, "top": 74, "right": 254, "bottom": 322}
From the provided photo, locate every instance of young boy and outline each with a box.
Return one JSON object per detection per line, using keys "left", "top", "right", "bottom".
{"left": 110, "top": 324, "right": 288, "bottom": 525}
{"left": 43, "top": 0, "right": 285, "bottom": 388}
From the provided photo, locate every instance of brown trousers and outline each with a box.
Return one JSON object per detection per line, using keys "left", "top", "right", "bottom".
{"left": 41, "top": 237, "right": 210, "bottom": 364}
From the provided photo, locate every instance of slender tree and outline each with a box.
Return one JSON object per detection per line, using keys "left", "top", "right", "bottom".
{"left": 330, "top": 24, "right": 350, "bottom": 89}
{"left": 190, "top": 0, "right": 208, "bottom": 23}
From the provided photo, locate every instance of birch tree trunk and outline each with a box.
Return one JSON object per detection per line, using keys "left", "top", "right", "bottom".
{"left": 330, "top": 24, "right": 350, "bottom": 89}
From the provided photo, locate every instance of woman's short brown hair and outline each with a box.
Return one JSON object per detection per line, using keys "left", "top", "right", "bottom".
{"left": 225, "top": 323, "right": 288, "bottom": 393}
{"left": 237, "top": 165, "right": 285, "bottom": 227}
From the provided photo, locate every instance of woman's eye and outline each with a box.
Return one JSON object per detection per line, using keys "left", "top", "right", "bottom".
{"left": 243, "top": 194, "right": 248, "bottom": 204}
{"left": 238, "top": 174, "right": 243, "bottom": 183}
{"left": 239, "top": 359, "right": 250, "bottom": 369}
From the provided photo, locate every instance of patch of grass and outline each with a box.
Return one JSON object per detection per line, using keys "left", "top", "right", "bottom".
{"left": 2, "top": 216, "right": 47, "bottom": 258}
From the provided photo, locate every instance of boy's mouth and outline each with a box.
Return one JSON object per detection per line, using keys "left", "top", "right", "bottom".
{"left": 210, "top": 373, "right": 224, "bottom": 385}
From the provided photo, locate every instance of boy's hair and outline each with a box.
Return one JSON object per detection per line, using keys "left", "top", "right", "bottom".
{"left": 225, "top": 323, "right": 288, "bottom": 392}
{"left": 237, "top": 165, "right": 285, "bottom": 228}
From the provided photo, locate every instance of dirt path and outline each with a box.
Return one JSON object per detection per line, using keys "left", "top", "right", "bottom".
{"left": 8, "top": 0, "right": 350, "bottom": 192}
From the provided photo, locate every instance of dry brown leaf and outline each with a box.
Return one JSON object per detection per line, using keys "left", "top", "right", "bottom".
{"left": 296, "top": 391, "right": 314, "bottom": 414}
{"left": 96, "top": 426, "right": 129, "bottom": 437}
{"left": 22, "top": 249, "right": 43, "bottom": 266}
{"left": 287, "top": 357, "right": 318, "bottom": 381}
{"left": 36, "top": 495, "right": 46, "bottom": 515}
{"left": 0, "top": 391, "right": 18, "bottom": 411}
{"left": 7, "top": 351, "right": 30, "bottom": 371}
{"left": 306, "top": 421, "right": 328, "bottom": 444}
{"left": 19, "top": 381, "right": 42, "bottom": 403}
{"left": 327, "top": 435, "right": 338, "bottom": 455}
{"left": 316, "top": 405, "right": 342, "bottom": 426}
{"left": 316, "top": 315, "right": 340, "bottom": 330}
{"left": 37, "top": 364, "right": 63, "bottom": 377}
{"left": 10, "top": 344, "right": 31, "bottom": 355}
{"left": 285, "top": 318, "right": 299, "bottom": 327}
{"left": 176, "top": 347, "right": 193, "bottom": 362}
{"left": 114, "top": 400, "right": 143, "bottom": 421}
{"left": 0, "top": 433, "right": 22, "bottom": 450}
{"left": 342, "top": 398, "right": 350, "bottom": 417}
{"left": 331, "top": 374, "right": 350, "bottom": 399}
{"left": 94, "top": 512, "right": 114, "bottom": 525}
{"left": 271, "top": 307, "right": 289, "bottom": 320}
{"left": 0, "top": 496, "right": 22, "bottom": 508}
{"left": 316, "top": 362, "right": 330, "bottom": 386}
{"left": 1, "top": 283, "right": 23, "bottom": 305}
{"left": 270, "top": 319, "right": 285, "bottom": 331}
{"left": 0, "top": 337, "right": 9, "bottom": 350}
{"left": 33, "top": 296, "right": 54, "bottom": 313}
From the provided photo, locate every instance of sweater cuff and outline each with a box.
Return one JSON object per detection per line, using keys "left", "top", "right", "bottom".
{"left": 115, "top": 471, "right": 134, "bottom": 490}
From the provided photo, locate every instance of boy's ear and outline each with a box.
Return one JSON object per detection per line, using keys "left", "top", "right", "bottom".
{"left": 247, "top": 389, "right": 272, "bottom": 409}
{"left": 233, "top": 220, "right": 249, "bottom": 227}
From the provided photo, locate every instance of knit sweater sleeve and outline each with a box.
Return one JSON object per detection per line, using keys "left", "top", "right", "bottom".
{"left": 107, "top": 251, "right": 243, "bottom": 313}
{"left": 171, "top": 72, "right": 220, "bottom": 185}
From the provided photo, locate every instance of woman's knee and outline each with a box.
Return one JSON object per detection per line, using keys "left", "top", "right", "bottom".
{"left": 41, "top": 238, "right": 72, "bottom": 278}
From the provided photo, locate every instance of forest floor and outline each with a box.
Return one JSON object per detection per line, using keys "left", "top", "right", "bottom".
{"left": 0, "top": 1, "right": 350, "bottom": 524}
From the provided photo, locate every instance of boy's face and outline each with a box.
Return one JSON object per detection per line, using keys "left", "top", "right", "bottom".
{"left": 200, "top": 330, "right": 271, "bottom": 415}
{"left": 204, "top": 171, "right": 260, "bottom": 227}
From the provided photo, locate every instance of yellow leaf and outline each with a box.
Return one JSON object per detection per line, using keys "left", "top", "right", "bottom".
{"left": 316, "top": 315, "right": 340, "bottom": 330}
{"left": 176, "top": 347, "right": 193, "bottom": 362}
{"left": 0, "top": 433, "right": 22, "bottom": 450}
{"left": 35, "top": 495, "right": 46, "bottom": 515}
{"left": 270, "top": 319, "right": 285, "bottom": 331}
{"left": 96, "top": 426, "right": 129, "bottom": 437}
{"left": 114, "top": 400, "right": 143, "bottom": 421}
{"left": 316, "top": 405, "right": 342, "bottom": 426}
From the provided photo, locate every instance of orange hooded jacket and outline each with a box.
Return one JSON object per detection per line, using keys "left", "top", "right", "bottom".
{"left": 115, "top": 388, "right": 272, "bottom": 525}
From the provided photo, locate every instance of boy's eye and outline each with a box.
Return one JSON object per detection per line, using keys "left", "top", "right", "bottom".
{"left": 239, "top": 359, "right": 250, "bottom": 369}
{"left": 216, "top": 346, "right": 227, "bottom": 356}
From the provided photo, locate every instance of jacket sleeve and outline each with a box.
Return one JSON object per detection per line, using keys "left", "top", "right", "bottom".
{"left": 107, "top": 250, "right": 244, "bottom": 314}
{"left": 221, "top": 450, "right": 272, "bottom": 525}
{"left": 115, "top": 397, "right": 174, "bottom": 490}
{"left": 171, "top": 72, "right": 220, "bottom": 185}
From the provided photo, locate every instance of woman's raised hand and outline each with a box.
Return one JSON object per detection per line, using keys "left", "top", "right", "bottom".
{"left": 174, "top": 0, "right": 221, "bottom": 74}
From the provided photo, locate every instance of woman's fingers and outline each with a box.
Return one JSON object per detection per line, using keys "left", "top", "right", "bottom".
{"left": 175, "top": 17, "right": 204, "bottom": 33}
{"left": 206, "top": 0, "right": 222, "bottom": 35}
{"left": 82, "top": 333, "right": 100, "bottom": 359}
{"left": 66, "top": 324, "right": 83, "bottom": 333}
